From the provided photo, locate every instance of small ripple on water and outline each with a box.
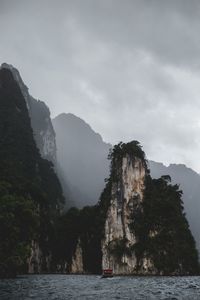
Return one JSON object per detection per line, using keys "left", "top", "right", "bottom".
{"left": 1, "top": 275, "right": 200, "bottom": 300}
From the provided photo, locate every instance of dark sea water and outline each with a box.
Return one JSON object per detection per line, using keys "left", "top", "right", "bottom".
{"left": 0, "top": 274, "right": 200, "bottom": 300}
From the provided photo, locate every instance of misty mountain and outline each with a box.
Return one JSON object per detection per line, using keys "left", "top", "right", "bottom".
{"left": 149, "top": 161, "right": 200, "bottom": 252}
{"left": 1, "top": 63, "right": 73, "bottom": 207}
{"left": 53, "top": 113, "right": 111, "bottom": 207}
{"left": 0, "top": 65, "right": 64, "bottom": 276}
{"left": 53, "top": 113, "right": 200, "bottom": 253}
{"left": 1, "top": 63, "right": 57, "bottom": 163}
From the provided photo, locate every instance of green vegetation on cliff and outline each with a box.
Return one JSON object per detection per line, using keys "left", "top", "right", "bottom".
{"left": 52, "top": 205, "right": 103, "bottom": 274}
{"left": 132, "top": 175, "right": 199, "bottom": 274}
{"left": 0, "top": 185, "right": 38, "bottom": 277}
{"left": 0, "top": 68, "right": 64, "bottom": 277}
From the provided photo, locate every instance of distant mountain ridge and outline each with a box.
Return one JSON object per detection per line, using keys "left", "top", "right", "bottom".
{"left": 53, "top": 113, "right": 200, "bottom": 253}
{"left": 53, "top": 113, "right": 111, "bottom": 207}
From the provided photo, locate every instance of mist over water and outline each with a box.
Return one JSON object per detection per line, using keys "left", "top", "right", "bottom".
{"left": 1, "top": 275, "right": 200, "bottom": 300}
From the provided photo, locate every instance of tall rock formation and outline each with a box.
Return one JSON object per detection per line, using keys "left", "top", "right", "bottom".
{"left": 61, "top": 141, "right": 198, "bottom": 275}
{"left": 1, "top": 63, "right": 56, "bottom": 162}
{"left": 101, "top": 142, "right": 153, "bottom": 274}
{"left": 0, "top": 63, "right": 72, "bottom": 207}
{"left": 0, "top": 65, "right": 64, "bottom": 277}
{"left": 53, "top": 113, "right": 111, "bottom": 207}
{"left": 100, "top": 142, "right": 199, "bottom": 275}
{"left": 102, "top": 154, "right": 147, "bottom": 274}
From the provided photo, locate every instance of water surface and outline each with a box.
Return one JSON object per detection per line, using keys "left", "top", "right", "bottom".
{"left": 0, "top": 274, "right": 200, "bottom": 299}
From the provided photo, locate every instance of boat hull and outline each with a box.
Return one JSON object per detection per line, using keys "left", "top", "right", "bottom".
{"left": 101, "top": 274, "right": 113, "bottom": 278}
{"left": 102, "top": 269, "right": 113, "bottom": 278}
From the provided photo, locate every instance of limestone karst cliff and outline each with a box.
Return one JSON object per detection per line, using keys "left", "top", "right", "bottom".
{"left": 1, "top": 63, "right": 56, "bottom": 162}
{"left": 101, "top": 148, "right": 149, "bottom": 274}
{"left": 57, "top": 141, "right": 199, "bottom": 275}
{"left": 100, "top": 142, "right": 199, "bottom": 275}
{"left": 0, "top": 64, "right": 72, "bottom": 208}
{"left": 100, "top": 141, "right": 155, "bottom": 274}
{"left": 0, "top": 65, "right": 64, "bottom": 277}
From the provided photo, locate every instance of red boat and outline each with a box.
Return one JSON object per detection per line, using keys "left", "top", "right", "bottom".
{"left": 102, "top": 269, "right": 113, "bottom": 278}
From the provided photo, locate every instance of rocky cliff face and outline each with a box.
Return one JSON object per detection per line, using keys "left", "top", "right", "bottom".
{"left": 0, "top": 63, "right": 56, "bottom": 162}
{"left": 66, "top": 141, "right": 199, "bottom": 275}
{"left": 1, "top": 64, "right": 72, "bottom": 208}
{"left": 0, "top": 64, "right": 59, "bottom": 274}
{"left": 100, "top": 142, "right": 199, "bottom": 275}
{"left": 101, "top": 153, "right": 154, "bottom": 274}
{"left": 0, "top": 65, "right": 64, "bottom": 277}
{"left": 71, "top": 240, "right": 84, "bottom": 274}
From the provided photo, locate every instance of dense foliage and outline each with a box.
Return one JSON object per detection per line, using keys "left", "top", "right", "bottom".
{"left": 0, "top": 185, "right": 38, "bottom": 277}
{"left": 108, "top": 141, "right": 148, "bottom": 181}
{"left": 131, "top": 175, "right": 199, "bottom": 274}
{"left": 108, "top": 141, "right": 146, "bottom": 162}
{"left": 52, "top": 205, "right": 103, "bottom": 274}
{"left": 0, "top": 69, "right": 64, "bottom": 277}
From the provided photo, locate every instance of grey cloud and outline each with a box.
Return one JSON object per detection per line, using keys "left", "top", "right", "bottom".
{"left": 1, "top": 0, "right": 200, "bottom": 172}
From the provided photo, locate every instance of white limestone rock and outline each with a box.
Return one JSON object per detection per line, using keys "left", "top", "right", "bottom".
{"left": 102, "top": 154, "right": 157, "bottom": 274}
{"left": 71, "top": 240, "right": 84, "bottom": 274}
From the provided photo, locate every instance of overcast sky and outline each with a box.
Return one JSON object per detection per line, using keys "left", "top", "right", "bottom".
{"left": 1, "top": 0, "right": 200, "bottom": 172}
